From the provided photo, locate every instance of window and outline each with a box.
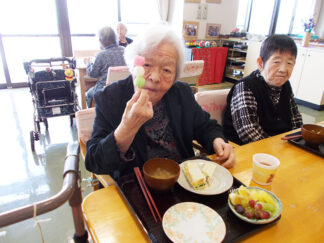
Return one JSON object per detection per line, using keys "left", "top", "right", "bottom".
{"left": 248, "top": 0, "right": 275, "bottom": 35}
{"left": 2, "top": 37, "right": 61, "bottom": 84}
{"left": 236, "top": 0, "right": 250, "bottom": 31}
{"left": 0, "top": 0, "right": 162, "bottom": 87}
{"left": 120, "top": 0, "right": 160, "bottom": 36}
{"left": 67, "top": 0, "right": 118, "bottom": 34}
{"left": 0, "top": 0, "right": 60, "bottom": 85}
{"left": 275, "top": 0, "right": 296, "bottom": 34}
{"left": 237, "top": 0, "right": 317, "bottom": 36}
{"left": 290, "top": 0, "right": 316, "bottom": 35}
{"left": 0, "top": 0, "right": 58, "bottom": 35}
{"left": 67, "top": 0, "right": 119, "bottom": 51}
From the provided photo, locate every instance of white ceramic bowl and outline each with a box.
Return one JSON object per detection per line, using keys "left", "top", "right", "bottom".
{"left": 228, "top": 186, "right": 282, "bottom": 224}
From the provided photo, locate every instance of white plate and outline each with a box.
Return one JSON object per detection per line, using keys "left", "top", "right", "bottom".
{"left": 162, "top": 202, "right": 226, "bottom": 243}
{"left": 177, "top": 159, "right": 233, "bottom": 195}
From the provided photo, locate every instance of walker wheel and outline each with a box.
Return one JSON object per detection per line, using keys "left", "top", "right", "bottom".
{"left": 30, "top": 131, "right": 35, "bottom": 152}
{"left": 44, "top": 118, "right": 48, "bottom": 130}
{"left": 36, "top": 121, "right": 40, "bottom": 133}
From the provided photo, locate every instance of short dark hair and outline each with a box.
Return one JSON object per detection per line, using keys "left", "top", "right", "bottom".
{"left": 260, "top": 35, "right": 297, "bottom": 65}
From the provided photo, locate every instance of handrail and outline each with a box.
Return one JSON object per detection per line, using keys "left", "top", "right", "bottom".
{"left": 0, "top": 142, "right": 87, "bottom": 242}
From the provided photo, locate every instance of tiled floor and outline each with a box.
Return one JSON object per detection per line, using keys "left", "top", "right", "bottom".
{"left": 0, "top": 85, "right": 323, "bottom": 243}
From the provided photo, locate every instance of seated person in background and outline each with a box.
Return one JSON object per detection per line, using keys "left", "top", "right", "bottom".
{"left": 116, "top": 22, "right": 133, "bottom": 47}
{"left": 85, "top": 26, "right": 126, "bottom": 107}
{"left": 85, "top": 23, "right": 235, "bottom": 180}
{"left": 223, "top": 35, "right": 303, "bottom": 145}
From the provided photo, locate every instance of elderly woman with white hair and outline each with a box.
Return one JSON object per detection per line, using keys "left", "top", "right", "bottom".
{"left": 85, "top": 26, "right": 126, "bottom": 107}
{"left": 116, "top": 22, "right": 133, "bottom": 47}
{"left": 85, "top": 24, "right": 235, "bottom": 180}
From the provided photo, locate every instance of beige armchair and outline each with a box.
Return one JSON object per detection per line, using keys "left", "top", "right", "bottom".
{"left": 75, "top": 108, "right": 115, "bottom": 190}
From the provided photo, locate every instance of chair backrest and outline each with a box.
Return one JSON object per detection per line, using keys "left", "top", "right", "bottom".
{"left": 73, "top": 50, "right": 101, "bottom": 59}
{"left": 194, "top": 89, "right": 230, "bottom": 125}
{"left": 106, "top": 66, "right": 131, "bottom": 85}
{"left": 75, "top": 108, "right": 96, "bottom": 148}
{"left": 75, "top": 107, "right": 116, "bottom": 189}
{"left": 178, "top": 60, "right": 204, "bottom": 85}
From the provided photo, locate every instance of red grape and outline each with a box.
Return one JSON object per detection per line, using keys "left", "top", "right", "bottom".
{"left": 260, "top": 210, "right": 270, "bottom": 219}
{"left": 249, "top": 200, "right": 256, "bottom": 208}
{"left": 234, "top": 204, "right": 245, "bottom": 214}
{"left": 255, "top": 203, "right": 263, "bottom": 210}
{"left": 254, "top": 210, "right": 262, "bottom": 219}
{"left": 245, "top": 211, "right": 253, "bottom": 219}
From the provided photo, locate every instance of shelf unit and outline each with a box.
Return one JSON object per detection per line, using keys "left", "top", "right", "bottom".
{"left": 222, "top": 41, "right": 248, "bottom": 82}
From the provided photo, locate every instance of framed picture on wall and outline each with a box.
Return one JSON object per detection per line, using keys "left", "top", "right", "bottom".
{"left": 183, "top": 21, "right": 199, "bottom": 40}
{"left": 206, "top": 23, "right": 221, "bottom": 39}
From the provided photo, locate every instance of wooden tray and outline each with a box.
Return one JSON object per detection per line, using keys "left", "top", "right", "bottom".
{"left": 286, "top": 131, "right": 324, "bottom": 158}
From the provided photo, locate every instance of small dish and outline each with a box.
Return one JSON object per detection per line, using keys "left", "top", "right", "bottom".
{"left": 177, "top": 159, "right": 233, "bottom": 195}
{"left": 162, "top": 202, "right": 226, "bottom": 243}
{"left": 228, "top": 186, "right": 282, "bottom": 224}
{"left": 301, "top": 124, "right": 324, "bottom": 145}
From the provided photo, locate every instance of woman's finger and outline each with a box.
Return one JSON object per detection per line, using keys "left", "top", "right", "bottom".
{"left": 220, "top": 151, "right": 235, "bottom": 168}
{"left": 125, "top": 90, "right": 141, "bottom": 112}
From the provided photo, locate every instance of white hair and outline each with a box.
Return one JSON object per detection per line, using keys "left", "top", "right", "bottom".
{"left": 117, "top": 22, "right": 127, "bottom": 32}
{"left": 124, "top": 23, "right": 185, "bottom": 80}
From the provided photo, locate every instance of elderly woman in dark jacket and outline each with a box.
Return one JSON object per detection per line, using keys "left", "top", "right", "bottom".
{"left": 85, "top": 24, "right": 235, "bottom": 180}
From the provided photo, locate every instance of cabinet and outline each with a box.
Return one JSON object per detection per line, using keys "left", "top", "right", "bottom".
{"left": 186, "top": 47, "right": 228, "bottom": 85}
{"left": 290, "top": 48, "right": 324, "bottom": 109}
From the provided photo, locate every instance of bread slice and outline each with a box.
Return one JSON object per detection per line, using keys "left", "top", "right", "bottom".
{"left": 183, "top": 162, "right": 206, "bottom": 190}
{"left": 202, "top": 162, "right": 217, "bottom": 185}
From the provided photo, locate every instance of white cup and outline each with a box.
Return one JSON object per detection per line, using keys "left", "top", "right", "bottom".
{"left": 252, "top": 153, "right": 280, "bottom": 185}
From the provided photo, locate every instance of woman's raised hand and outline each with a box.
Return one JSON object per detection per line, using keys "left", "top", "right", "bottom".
{"left": 114, "top": 89, "right": 153, "bottom": 154}
{"left": 122, "top": 89, "right": 153, "bottom": 131}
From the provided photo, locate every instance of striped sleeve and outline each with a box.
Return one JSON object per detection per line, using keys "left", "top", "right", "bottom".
{"left": 230, "top": 82, "right": 269, "bottom": 144}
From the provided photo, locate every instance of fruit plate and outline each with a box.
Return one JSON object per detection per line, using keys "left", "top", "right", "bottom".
{"left": 178, "top": 159, "right": 233, "bottom": 195}
{"left": 228, "top": 186, "right": 282, "bottom": 224}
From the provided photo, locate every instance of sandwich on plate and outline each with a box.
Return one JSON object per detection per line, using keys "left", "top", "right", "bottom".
{"left": 183, "top": 161, "right": 207, "bottom": 190}
{"left": 202, "top": 162, "right": 217, "bottom": 185}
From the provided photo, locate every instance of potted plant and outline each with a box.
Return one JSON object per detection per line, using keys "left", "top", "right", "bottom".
{"left": 302, "top": 18, "right": 315, "bottom": 47}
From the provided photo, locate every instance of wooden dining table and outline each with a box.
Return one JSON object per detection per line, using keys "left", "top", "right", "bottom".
{"left": 83, "top": 125, "right": 324, "bottom": 242}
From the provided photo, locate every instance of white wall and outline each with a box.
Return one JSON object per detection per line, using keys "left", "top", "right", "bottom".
{"left": 183, "top": 0, "right": 238, "bottom": 39}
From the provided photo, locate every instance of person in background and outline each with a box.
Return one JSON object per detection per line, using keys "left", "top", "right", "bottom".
{"left": 116, "top": 22, "right": 133, "bottom": 47}
{"left": 223, "top": 35, "right": 303, "bottom": 145}
{"left": 85, "top": 26, "right": 126, "bottom": 107}
{"left": 85, "top": 23, "right": 235, "bottom": 180}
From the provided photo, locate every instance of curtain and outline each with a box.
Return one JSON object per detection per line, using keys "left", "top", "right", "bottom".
{"left": 312, "top": 0, "right": 322, "bottom": 25}
{"left": 157, "top": 0, "right": 170, "bottom": 22}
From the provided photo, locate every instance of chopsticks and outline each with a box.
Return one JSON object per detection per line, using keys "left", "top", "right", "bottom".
{"left": 133, "top": 167, "right": 162, "bottom": 223}
{"left": 281, "top": 134, "right": 303, "bottom": 140}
